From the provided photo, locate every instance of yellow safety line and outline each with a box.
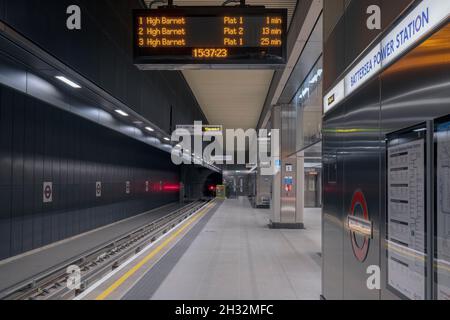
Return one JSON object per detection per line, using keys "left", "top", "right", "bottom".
{"left": 95, "top": 202, "right": 214, "bottom": 300}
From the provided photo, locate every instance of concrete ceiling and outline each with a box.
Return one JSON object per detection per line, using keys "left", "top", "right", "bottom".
{"left": 144, "top": 0, "right": 298, "bottom": 130}
{"left": 182, "top": 70, "right": 274, "bottom": 130}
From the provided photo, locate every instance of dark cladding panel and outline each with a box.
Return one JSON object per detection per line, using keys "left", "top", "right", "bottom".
{"left": 344, "top": 0, "right": 382, "bottom": 67}
{"left": 23, "top": 101, "right": 35, "bottom": 253}
{"left": 323, "top": 0, "right": 345, "bottom": 42}
{"left": 341, "top": 81, "right": 381, "bottom": 300}
{"left": 10, "top": 185, "right": 24, "bottom": 256}
{"left": 32, "top": 96, "right": 44, "bottom": 249}
{"left": 323, "top": 17, "right": 345, "bottom": 93}
{"left": 0, "top": 82, "right": 13, "bottom": 259}
{"left": 22, "top": 184, "right": 34, "bottom": 252}
{"left": 0, "top": 87, "right": 12, "bottom": 187}
{"left": 322, "top": 106, "right": 346, "bottom": 300}
{"left": 323, "top": 0, "right": 415, "bottom": 92}
{"left": 381, "top": 0, "right": 416, "bottom": 29}
{"left": 11, "top": 93, "right": 25, "bottom": 187}
{"left": 0, "top": 82, "right": 183, "bottom": 259}
{"left": 0, "top": 187, "right": 12, "bottom": 259}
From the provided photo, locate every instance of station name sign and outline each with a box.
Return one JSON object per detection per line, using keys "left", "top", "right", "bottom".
{"left": 324, "top": 0, "right": 450, "bottom": 114}
{"left": 133, "top": 7, "right": 287, "bottom": 69}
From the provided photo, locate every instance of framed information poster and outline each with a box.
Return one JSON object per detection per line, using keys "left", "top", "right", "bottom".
{"left": 386, "top": 124, "right": 427, "bottom": 300}
{"left": 434, "top": 115, "right": 450, "bottom": 300}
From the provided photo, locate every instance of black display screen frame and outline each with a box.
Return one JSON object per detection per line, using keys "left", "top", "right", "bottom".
{"left": 133, "top": 6, "right": 288, "bottom": 67}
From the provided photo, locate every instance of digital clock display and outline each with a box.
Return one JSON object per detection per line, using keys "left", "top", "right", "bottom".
{"left": 133, "top": 7, "right": 287, "bottom": 69}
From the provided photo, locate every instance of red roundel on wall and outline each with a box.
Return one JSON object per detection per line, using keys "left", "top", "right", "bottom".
{"left": 349, "top": 190, "right": 370, "bottom": 263}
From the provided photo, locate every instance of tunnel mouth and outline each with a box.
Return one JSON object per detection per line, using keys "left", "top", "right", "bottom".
{"left": 202, "top": 172, "right": 223, "bottom": 198}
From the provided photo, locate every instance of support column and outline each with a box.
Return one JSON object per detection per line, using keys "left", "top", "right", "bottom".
{"left": 296, "top": 152, "right": 305, "bottom": 226}
{"left": 271, "top": 106, "right": 281, "bottom": 225}
{"left": 270, "top": 105, "right": 304, "bottom": 229}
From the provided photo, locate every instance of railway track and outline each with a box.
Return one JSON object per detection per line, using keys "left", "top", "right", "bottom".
{"left": 0, "top": 200, "right": 211, "bottom": 300}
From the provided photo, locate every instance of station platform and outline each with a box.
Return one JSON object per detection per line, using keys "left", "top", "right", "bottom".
{"left": 0, "top": 202, "right": 183, "bottom": 296}
{"left": 86, "top": 197, "right": 322, "bottom": 300}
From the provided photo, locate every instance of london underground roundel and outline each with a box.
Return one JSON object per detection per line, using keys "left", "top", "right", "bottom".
{"left": 349, "top": 190, "right": 370, "bottom": 262}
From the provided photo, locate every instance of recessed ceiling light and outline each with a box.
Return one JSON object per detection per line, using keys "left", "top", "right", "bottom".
{"left": 115, "top": 109, "right": 129, "bottom": 117}
{"left": 55, "top": 76, "right": 81, "bottom": 89}
{"left": 164, "top": 137, "right": 170, "bottom": 142}
{"left": 145, "top": 126, "right": 154, "bottom": 132}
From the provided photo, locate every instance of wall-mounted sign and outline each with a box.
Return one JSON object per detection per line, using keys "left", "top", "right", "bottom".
{"left": 349, "top": 190, "right": 371, "bottom": 263}
{"left": 126, "top": 181, "right": 131, "bottom": 194}
{"left": 133, "top": 7, "right": 287, "bottom": 69}
{"left": 323, "top": 0, "right": 450, "bottom": 114}
{"left": 387, "top": 128, "right": 426, "bottom": 300}
{"left": 96, "top": 181, "right": 102, "bottom": 198}
{"left": 275, "top": 160, "right": 281, "bottom": 169}
{"left": 348, "top": 215, "right": 373, "bottom": 237}
{"left": 176, "top": 125, "right": 223, "bottom": 135}
{"left": 43, "top": 182, "right": 53, "bottom": 203}
{"left": 323, "top": 79, "right": 344, "bottom": 114}
{"left": 284, "top": 176, "right": 293, "bottom": 185}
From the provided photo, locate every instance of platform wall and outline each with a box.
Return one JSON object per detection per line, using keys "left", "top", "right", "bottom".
{"left": 0, "top": 84, "right": 180, "bottom": 260}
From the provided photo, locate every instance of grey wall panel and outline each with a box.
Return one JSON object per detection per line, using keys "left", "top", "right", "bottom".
{"left": 0, "top": 187, "right": 12, "bottom": 259}
{"left": 0, "top": 82, "right": 184, "bottom": 260}
{"left": 32, "top": 97, "right": 44, "bottom": 249}
{"left": 322, "top": 106, "right": 345, "bottom": 300}
{"left": 10, "top": 186, "right": 23, "bottom": 256}
{"left": 23, "top": 101, "right": 35, "bottom": 186}
{"left": 341, "top": 81, "right": 381, "bottom": 300}
{"left": 0, "top": 86, "right": 12, "bottom": 187}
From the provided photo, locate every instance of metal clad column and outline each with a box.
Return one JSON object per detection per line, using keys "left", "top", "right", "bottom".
{"left": 270, "top": 105, "right": 304, "bottom": 229}
{"left": 296, "top": 152, "right": 305, "bottom": 226}
{"left": 271, "top": 106, "right": 282, "bottom": 225}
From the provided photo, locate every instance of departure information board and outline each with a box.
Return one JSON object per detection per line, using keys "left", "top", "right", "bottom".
{"left": 133, "top": 7, "right": 287, "bottom": 69}
{"left": 386, "top": 125, "right": 427, "bottom": 300}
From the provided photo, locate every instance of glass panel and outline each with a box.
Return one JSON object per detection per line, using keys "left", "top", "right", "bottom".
{"left": 292, "top": 57, "right": 323, "bottom": 151}
{"left": 435, "top": 114, "right": 450, "bottom": 300}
